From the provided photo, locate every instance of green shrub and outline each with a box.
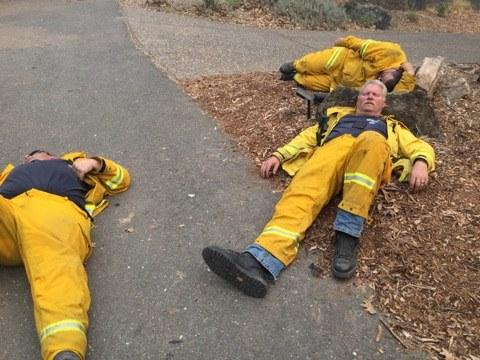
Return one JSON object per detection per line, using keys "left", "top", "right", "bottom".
{"left": 435, "top": 0, "right": 449, "bottom": 16}
{"left": 273, "top": 0, "right": 347, "bottom": 29}
{"left": 406, "top": 10, "right": 418, "bottom": 22}
{"left": 203, "top": 0, "right": 218, "bottom": 10}
{"left": 224, "top": 0, "right": 241, "bottom": 9}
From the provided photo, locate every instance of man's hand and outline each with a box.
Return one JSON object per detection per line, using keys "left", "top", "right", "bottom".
{"left": 409, "top": 160, "right": 429, "bottom": 193}
{"left": 334, "top": 37, "right": 345, "bottom": 46}
{"left": 260, "top": 156, "right": 281, "bottom": 178}
{"left": 71, "top": 158, "right": 102, "bottom": 181}
{"left": 401, "top": 62, "right": 415, "bottom": 75}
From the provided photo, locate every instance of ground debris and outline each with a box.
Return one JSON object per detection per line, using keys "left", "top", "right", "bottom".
{"left": 180, "top": 64, "right": 480, "bottom": 359}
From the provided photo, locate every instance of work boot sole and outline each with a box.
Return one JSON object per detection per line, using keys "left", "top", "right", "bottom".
{"left": 331, "top": 261, "right": 356, "bottom": 279}
{"left": 202, "top": 246, "right": 267, "bottom": 298}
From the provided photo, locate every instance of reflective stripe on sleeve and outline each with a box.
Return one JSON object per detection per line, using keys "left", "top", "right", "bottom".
{"left": 39, "top": 319, "right": 86, "bottom": 343}
{"left": 105, "top": 166, "right": 125, "bottom": 190}
{"left": 84, "top": 203, "right": 95, "bottom": 216}
{"left": 325, "top": 47, "right": 343, "bottom": 71}
{"left": 359, "top": 40, "right": 372, "bottom": 58}
{"left": 344, "top": 172, "right": 376, "bottom": 191}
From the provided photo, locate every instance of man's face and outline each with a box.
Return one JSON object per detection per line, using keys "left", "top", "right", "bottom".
{"left": 24, "top": 150, "right": 56, "bottom": 163}
{"left": 356, "top": 83, "right": 386, "bottom": 116}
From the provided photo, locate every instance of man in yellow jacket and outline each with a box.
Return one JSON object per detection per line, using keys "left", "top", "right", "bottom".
{"left": 202, "top": 80, "right": 435, "bottom": 298}
{"left": 280, "top": 36, "right": 416, "bottom": 93}
{"left": 0, "top": 150, "right": 130, "bottom": 360}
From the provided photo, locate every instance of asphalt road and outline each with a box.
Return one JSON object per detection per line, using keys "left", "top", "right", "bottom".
{"left": 123, "top": 7, "right": 480, "bottom": 80}
{"left": 1, "top": 1, "right": 478, "bottom": 359}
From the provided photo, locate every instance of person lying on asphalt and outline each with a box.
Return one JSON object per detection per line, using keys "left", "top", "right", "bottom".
{"left": 0, "top": 150, "right": 130, "bottom": 360}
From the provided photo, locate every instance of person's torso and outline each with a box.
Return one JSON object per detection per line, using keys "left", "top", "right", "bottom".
{"left": 0, "top": 159, "right": 90, "bottom": 210}
{"left": 323, "top": 114, "right": 388, "bottom": 144}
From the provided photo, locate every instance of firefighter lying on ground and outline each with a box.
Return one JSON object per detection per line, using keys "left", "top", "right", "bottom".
{"left": 202, "top": 80, "right": 435, "bottom": 298}
{"left": 0, "top": 150, "right": 130, "bottom": 360}
{"left": 280, "top": 35, "right": 416, "bottom": 93}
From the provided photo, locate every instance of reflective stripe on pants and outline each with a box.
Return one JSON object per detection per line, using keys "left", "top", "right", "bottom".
{"left": 1, "top": 189, "right": 92, "bottom": 360}
{"left": 255, "top": 131, "right": 390, "bottom": 266}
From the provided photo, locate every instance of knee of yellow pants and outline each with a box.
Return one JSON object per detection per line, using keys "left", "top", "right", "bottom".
{"left": 294, "top": 73, "right": 331, "bottom": 92}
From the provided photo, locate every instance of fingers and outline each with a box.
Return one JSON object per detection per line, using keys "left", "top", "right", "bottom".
{"left": 260, "top": 157, "right": 280, "bottom": 178}
{"left": 272, "top": 160, "right": 280, "bottom": 175}
{"left": 409, "top": 175, "right": 428, "bottom": 193}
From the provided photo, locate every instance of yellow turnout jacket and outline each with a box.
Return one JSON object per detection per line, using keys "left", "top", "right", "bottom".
{"left": 0, "top": 151, "right": 131, "bottom": 218}
{"left": 293, "top": 36, "right": 415, "bottom": 92}
{"left": 272, "top": 106, "right": 435, "bottom": 181}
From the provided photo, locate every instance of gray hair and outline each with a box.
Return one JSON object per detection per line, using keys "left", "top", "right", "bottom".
{"left": 359, "top": 80, "right": 388, "bottom": 99}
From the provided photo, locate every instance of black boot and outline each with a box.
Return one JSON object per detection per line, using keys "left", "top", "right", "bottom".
{"left": 332, "top": 231, "right": 359, "bottom": 279}
{"left": 279, "top": 61, "right": 296, "bottom": 81}
{"left": 54, "top": 351, "right": 81, "bottom": 360}
{"left": 202, "top": 246, "right": 270, "bottom": 298}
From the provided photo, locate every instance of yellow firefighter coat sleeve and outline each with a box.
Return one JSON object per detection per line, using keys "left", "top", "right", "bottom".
{"left": 392, "top": 72, "right": 416, "bottom": 92}
{"left": 272, "top": 124, "right": 319, "bottom": 176}
{"left": 337, "top": 36, "right": 407, "bottom": 74}
{"left": 61, "top": 152, "right": 131, "bottom": 217}
{"left": 273, "top": 106, "right": 435, "bottom": 180}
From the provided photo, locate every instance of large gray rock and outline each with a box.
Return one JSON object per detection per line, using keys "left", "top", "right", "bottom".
{"left": 317, "top": 86, "right": 441, "bottom": 138}
{"left": 343, "top": 1, "right": 392, "bottom": 30}
{"left": 441, "top": 77, "right": 471, "bottom": 104}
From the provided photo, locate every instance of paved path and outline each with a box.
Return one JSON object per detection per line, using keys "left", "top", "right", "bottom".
{"left": 123, "top": 7, "right": 480, "bottom": 80}
{"left": 2, "top": 1, "right": 477, "bottom": 359}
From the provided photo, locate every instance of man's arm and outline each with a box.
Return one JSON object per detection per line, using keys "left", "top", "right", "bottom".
{"left": 260, "top": 124, "right": 318, "bottom": 178}
{"left": 71, "top": 158, "right": 103, "bottom": 181}
{"left": 395, "top": 124, "right": 435, "bottom": 192}
{"left": 393, "top": 63, "right": 416, "bottom": 92}
{"left": 88, "top": 156, "right": 130, "bottom": 194}
{"left": 63, "top": 152, "right": 131, "bottom": 194}
{"left": 336, "top": 36, "right": 407, "bottom": 73}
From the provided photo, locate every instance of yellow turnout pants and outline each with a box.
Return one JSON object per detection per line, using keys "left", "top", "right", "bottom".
{"left": 255, "top": 132, "right": 391, "bottom": 266}
{"left": 0, "top": 189, "right": 92, "bottom": 360}
{"left": 293, "top": 47, "right": 347, "bottom": 91}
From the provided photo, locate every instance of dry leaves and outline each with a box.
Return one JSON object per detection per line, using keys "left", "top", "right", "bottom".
{"left": 180, "top": 64, "right": 480, "bottom": 359}
{"left": 362, "top": 295, "right": 377, "bottom": 315}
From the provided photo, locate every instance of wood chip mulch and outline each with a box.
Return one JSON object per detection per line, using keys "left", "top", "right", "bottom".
{"left": 179, "top": 64, "right": 480, "bottom": 360}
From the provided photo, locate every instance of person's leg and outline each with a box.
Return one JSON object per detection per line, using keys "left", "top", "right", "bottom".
{"left": 293, "top": 47, "right": 345, "bottom": 91}
{"left": 203, "top": 136, "right": 357, "bottom": 296}
{"left": 13, "top": 190, "right": 92, "bottom": 360}
{"left": 332, "top": 131, "right": 391, "bottom": 278}
{"left": 0, "top": 196, "right": 22, "bottom": 266}
{"left": 254, "top": 136, "right": 355, "bottom": 267}
{"left": 293, "top": 73, "right": 332, "bottom": 92}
